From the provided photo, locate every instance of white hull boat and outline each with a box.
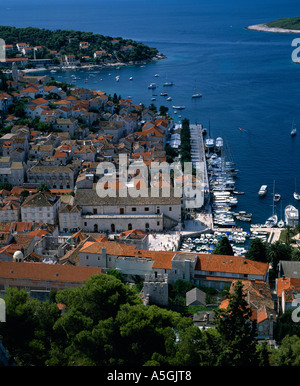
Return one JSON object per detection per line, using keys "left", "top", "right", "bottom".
{"left": 258, "top": 185, "right": 267, "bottom": 196}
{"left": 285, "top": 205, "right": 299, "bottom": 227}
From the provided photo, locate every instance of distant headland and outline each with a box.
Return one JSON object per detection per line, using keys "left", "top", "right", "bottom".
{"left": 0, "top": 25, "right": 165, "bottom": 69}
{"left": 246, "top": 17, "right": 300, "bottom": 34}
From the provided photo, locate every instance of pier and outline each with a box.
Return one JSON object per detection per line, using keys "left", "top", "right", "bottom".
{"left": 185, "top": 123, "right": 213, "bottom": 233}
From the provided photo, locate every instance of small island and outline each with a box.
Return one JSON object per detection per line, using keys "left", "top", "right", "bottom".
{"left": 247, "top": 17, "right": 300, "bottom": 33}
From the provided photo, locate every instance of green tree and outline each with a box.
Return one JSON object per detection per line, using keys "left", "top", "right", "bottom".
{"left": 0, "top": 287, "right": 60, "bottom": 366}
{"left": 20, "top": 190, "right": 30, "bottom": 198}
{"left": 0, "top": 69, "right": 8, "bottom": 91}
{"left": 270, "top": 335, "right": 300, "bottom": 365}
{"left": 213, "top": 280, "right": 259, "bottom": 366}
{"left": 267, "top": 241, "right": 292, "bottom": 271}
{"left": 106, "top": 269, "right": 124, "bottom": 282}
{"left": 159, "top": 105, "right": 169, "bottom": 115}
{"left": 245, "top": 238, "right": 268, "bottom": 262}
{"left": 213, "top": 237, "right": 234, "bottom": 256}
{"left": 292, "top": 247, "right": 300, "bottom": 261}
{"left": 274, "top": 309, "right": 300, "bottom": 343}
{"left": 11, "top": 101, "right": 26, "bottom": 118}
{"left": 47, "top": 275, "right": 201, "bottom": 366}
{"left": 37, "top": 182, "right": 51, "bottom": 192}
{"left": 0, "top": 182, "right": 12, "bottom": 191}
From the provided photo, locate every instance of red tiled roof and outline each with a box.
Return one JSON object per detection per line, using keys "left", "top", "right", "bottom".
{"left": 0, "top": 261, "right": 102, "bottom": 283}
{"left": 195, "top": 254, "right": 268, "bottom": 276}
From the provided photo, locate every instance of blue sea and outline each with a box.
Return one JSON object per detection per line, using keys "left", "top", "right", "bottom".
{"left": 1, "top": 0, "right": 300, "bottom": 225}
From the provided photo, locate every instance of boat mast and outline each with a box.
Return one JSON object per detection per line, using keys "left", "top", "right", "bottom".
{"left": 272, "top": 180, "right": 275, "bottom": 216}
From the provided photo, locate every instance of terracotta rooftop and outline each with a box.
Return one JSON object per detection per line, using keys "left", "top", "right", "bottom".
{"left": 0, "top": 261, "right": 102, "bottom": 283}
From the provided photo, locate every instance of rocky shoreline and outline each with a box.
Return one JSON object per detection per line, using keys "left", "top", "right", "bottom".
{"left": 246, "top": 23, "right": 300, "bottom": 33}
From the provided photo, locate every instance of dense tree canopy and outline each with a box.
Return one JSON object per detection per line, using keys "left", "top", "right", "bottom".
{"left": 0, "top": 276, "right": 294, "bottom": 366}
{"left": 213, "top": 236, "right": 234, "bottom": 256}
{"left": 245, "top": 238, "right": 269, "bottom": 262}
{"left": 0, "top": 25, "right": 158, "bottom": 63}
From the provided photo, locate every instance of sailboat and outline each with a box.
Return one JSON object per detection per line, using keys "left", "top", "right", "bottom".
{"left": 163, "top": 74, "right": 174, "bottom": 86}
{"left": 277, "top": 201, "right": 285, "bottom": 228}
{"left": 205, "top": 120, "right": 214, "bottom": 150}
{"left": 192, "top": 81, "right": 202, "bottom": 98}
{"left": 294, "top": 179, "right": 300, "bottom": 201}
{"left": 265, "top": 181, "right": 278, "bottom": 227}
{"left": 291, "top": 119, "right": 297, "bottom": 136}
{"left": 273, "top": 181, "right": 281, "bottom": 202}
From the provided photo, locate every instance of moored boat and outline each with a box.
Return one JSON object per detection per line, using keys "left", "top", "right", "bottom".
{"left": 265, "top": 214, "right": 278, "bottom": 227}
{"left": 258, "top": 185, "right": 267, "bottom": 196}
{"left": 291, "top": 119, "right": 297, "bottom": 136}
{"left": 294, "top": 192, "right": 300, "bottom": 201}
{"left": 274, "top": 193, "right": 281, "bottom": 202}
{"left": 285, "top": 205, "right": 299, "bottom": 227}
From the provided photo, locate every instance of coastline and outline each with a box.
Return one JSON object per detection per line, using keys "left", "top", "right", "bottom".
{"left": 2, "top": 53, "right": 166, "bottom": 74}
{"left": 246, "top": 23, "right": 300, "bottom": 33}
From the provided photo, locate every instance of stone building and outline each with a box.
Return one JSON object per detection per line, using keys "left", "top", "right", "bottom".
{"left": 27, "top": 164, "right": 75, "bottom": 190}
{"left": 73, "top": 188, "right": 181, "bottom": 233}
{"left": 21, "top": 192, "right": 60, "bottom": 225}
{"left": 0, "top": 259, "right": 102, "bottom": 300}
{"left": 143, "top": 273, "right": 168, "bottom": 306}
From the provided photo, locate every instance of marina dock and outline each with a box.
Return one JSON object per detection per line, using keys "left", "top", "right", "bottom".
{"left": 178, "top": 121, "right": 285, "bottom": 256}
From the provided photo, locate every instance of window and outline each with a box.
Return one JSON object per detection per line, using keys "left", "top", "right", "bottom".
{"left": 169, "top": 207, "right": 172, "bottom": 211}
{"left": 132, "top": 207, "right": 136, "bottom": 212}
{"left": 128, "top": 223, "right": 132, "bottom": 230}
{"left": 111, "top": 224, "right": 115, "bottom": 232}
{"left": 157, "top": 221, "right": 160, "bottom": 226}
{"left": 120, "top": 208, "right": 124, "bottom": 214}
{"left": 93, "top": 208, "right": 97, "bottom": 214}
{"left": 144, "top": 207, "right": 149, "bottom": 211}
{"left": 86, "top": 255, "right": 89, "bottom": 260}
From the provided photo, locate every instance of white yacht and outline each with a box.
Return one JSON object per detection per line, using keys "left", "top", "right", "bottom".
{"left": 215, "top": 137, "right": 223, "bottom": 152}
{"left": 148, "top": 83, "right": 157, "bottom": 89}
{"left": 258, "top": 185, "right": 267, "bottom": 197}
{"left": 294, "top": 192, "right": 300, "bottom": 201}
{"left": 294, "top": 179, "right": 300, "bottom": 201}
{"left": 205, "top": 138, "right": 215, "bottom": 149}
{"left": 265, "top": 214, "right": 278, "bottom": 228}
{"left": 274, "top": 193, "right": 281, "bottom": 202}
{"left": 285, "top": 205, "right": 299, "bottom": 227}
{"left": 192, "top": 93, "right": 202, "bottom": 98}
{"left": 291, "top": 119, "right": 297, "bottom": 136}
